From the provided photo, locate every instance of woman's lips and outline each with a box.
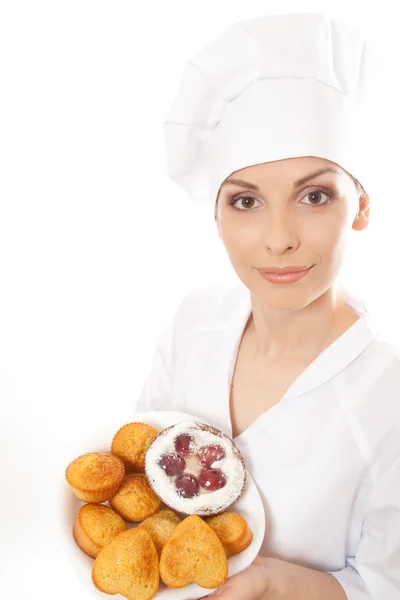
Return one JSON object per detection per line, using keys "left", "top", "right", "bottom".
{"left": 257, "top": 266, "right": 313, "bottom": 284}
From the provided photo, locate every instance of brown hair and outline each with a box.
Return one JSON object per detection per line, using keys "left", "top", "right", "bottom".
{"left": 353, "top": 177, "right": 365, "bottom": 195}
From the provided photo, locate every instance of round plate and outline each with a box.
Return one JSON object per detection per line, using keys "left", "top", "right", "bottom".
{"left": 59, "top": 410, "right": 266, "bottom": 600}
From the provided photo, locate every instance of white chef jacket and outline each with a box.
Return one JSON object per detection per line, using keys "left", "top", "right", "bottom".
{"left": 133, "top": 282, "right": 400, "bottom": 599}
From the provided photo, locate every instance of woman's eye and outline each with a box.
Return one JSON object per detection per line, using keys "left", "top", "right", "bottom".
{"left": 301, "top": 189, "right": 332, "bottom": 206}
{"left": 229, "top": 188, "right": 333, "bottom": 211}
{"left": 230, "top": 196, "right": 262, "bottom": 210}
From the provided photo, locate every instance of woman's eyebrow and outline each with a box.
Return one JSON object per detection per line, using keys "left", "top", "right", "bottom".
{"left": 221, "top": 167, "right": 342, "bottom": 191}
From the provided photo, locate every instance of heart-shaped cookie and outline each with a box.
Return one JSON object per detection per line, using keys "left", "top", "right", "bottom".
{"left": 159, "top": 515, "right": 228, "bottom": 589}
{"left": 92, "top": 527, "right": 159, "bottom": 600}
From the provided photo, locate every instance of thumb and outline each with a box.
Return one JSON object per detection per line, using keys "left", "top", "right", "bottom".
{"left": 204, "top": 560, "right": 268, "bottom": 600}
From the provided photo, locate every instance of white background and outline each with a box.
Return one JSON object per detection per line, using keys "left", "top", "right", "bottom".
{"left": 0, "top": 1, "right": 399, "bottom": 598}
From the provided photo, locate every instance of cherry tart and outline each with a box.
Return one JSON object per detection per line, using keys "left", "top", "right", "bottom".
{"left": 144, "top": 421, "right": 246, "bottom": 516}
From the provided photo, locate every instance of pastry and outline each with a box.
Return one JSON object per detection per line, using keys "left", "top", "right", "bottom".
{"left": 145, "top": 421, "right": 246, "bottom": 516}
{"left": 92, "top": 527, "right": 159, "bottom": 600}
{"left": 109, "top": 473, "right": 162, "bottom": 522}
{"left": 203, "top": 511, "right": 253, "bottom": 557}
{"left": 65, "top": 451, "right": 125, "bottom": 503}
{"left": 111, "top": 422, "right": 159, "bottom": 473}
{"left": 137, "top": 508, "right": 182, "bottom": 558}
{"left": 159, "top": 514, "right": 228, "bottom": 589}
{"left": 73, "top": 503, "right": 127, "bottom": 558}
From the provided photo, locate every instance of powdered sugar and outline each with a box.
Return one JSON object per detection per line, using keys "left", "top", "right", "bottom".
{"left": 145, "top": 421, "right": 246, "bottom": 516}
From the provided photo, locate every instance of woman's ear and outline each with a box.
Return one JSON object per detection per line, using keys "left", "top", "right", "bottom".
{"left": 352, "top": 192, "right": 370, "bottom": 231}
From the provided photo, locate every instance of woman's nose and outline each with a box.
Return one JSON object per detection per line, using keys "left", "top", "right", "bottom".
{"left": 262, "top": 211, "right": 299, "bottom": 255}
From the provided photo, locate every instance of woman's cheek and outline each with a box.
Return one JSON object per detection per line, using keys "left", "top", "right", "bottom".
{"left": 307, "top": 215, "right": 349, "bottom": 275}
{"left": 221, "top": 221, "right": 257, "bottom": 255}
{"left": 306, "top": 208, "right": 347, "bottom": 247}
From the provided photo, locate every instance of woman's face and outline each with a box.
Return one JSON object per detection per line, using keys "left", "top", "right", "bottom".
{"left": 215, "top": 156, "right": 370, "bottom": 310}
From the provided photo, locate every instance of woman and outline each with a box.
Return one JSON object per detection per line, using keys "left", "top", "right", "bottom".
{"left": 135, "top": 12, "right": 400, "bottom": 600}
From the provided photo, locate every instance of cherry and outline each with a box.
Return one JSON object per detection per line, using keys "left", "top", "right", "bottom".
{"left": 199, "top": 468, "right": 227, "bottom": 491}
{"left": 174, "top": 433, "right": 194, "bottom": 458}
{"left": 158, "top": 453, "right": 186, "bottom": 476}
{"left": 175, "top": 473, "right": 199, "bottom": 498}
{"left": 197, "top": 444, "right": 226, "bottom": 467}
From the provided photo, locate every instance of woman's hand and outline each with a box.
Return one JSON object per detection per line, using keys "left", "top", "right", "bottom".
{"left": 196, "top": 554, "right": 348, "bottom": 600}
{"left": 201, "top": 555, "right": 273, "bottom": 600}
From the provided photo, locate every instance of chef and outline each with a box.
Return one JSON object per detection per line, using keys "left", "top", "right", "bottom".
{"left": 134, "top": 12, "right": 400, "bottom": 600}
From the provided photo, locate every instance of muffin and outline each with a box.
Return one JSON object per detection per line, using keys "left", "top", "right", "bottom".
{"left": 109, "top": 473, "right": 162, "bottom": 522}
{"left": 203, "top": 511, "right": 253, "bottom": 557}
{"left": 73, "top": 503, "right": 127, "bottom": 558}
{"left": 145, "top": 421, "right": 246, "bottom": 516}
{"left": 137, "top": 508, "right": 182, "bottom": 558}
{"left": 65, "top": 451, "right": 125, "bottom": 503}
{"left": 111, "top": 422, "right": 159, "bottom": 473}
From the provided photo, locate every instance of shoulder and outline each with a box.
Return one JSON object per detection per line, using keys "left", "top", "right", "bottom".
{"left": 350, "top": 334, "right": 400, "bottom": 476}
{"left": 359, "top": 334, "right": 400, "bottom": 401}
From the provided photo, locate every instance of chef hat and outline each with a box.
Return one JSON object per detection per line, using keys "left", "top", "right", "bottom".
{"left": 163, "top": 12, "right": 384, "bottom": 214}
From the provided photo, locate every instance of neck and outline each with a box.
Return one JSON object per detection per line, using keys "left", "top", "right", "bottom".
{"left": 247, "top": 283, "right": 360, "bottom": 361}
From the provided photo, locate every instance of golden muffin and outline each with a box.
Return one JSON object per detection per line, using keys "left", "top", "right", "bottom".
{"left": 203, "top": 511, "right": 253, "bottom": 557}
{"left": 109, "top": 473, "right": 162, "bottom": 522}
{"left": 73, "top": 503, "right": 127, "bottom": 558}
{"left": 137, "top": 508, "right": 182, "bottom": 558}
{"left": 65, "top": 451, "right": 125, "bottom": 503}
{"left": 111, "top": 422, "right": 159, "bottom": 473}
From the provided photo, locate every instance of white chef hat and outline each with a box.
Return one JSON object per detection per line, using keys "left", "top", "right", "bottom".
{"left": 163, "top": 12, "right": 384, "bottom": 214}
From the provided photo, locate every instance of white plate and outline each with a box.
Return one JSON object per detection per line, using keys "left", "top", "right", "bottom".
{"left": 59, "top": 410, "right": 266, "bottom": 600}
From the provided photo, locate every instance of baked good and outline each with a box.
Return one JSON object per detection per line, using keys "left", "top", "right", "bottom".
{"left": 203, "top": 511, "right": 253, "bottom": 557}
{"left": 111, "top": 422, "right": 159, "bottom": 473}
{"left": 109, "top": 473, "right": 162, "bottom": 522}
{"left": 92, "top": 527, "right": 159, "bottom": 600}
{"left": 145, "top": 421, "right": 246, "bottom": 516}
{"left": 73, "top": 503, "right": 127, "bottom": 558}
{"left": 137, "top": 508, "right": 182, "bottom": 558}
{"left": 65, "top": 451, "right": 125, "bottom": 503}
{"left": 159, "top": 514, "right": 228, "bottom": 589}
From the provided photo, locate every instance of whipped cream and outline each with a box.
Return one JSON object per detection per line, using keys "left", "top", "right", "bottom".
{"left": 145, "top": 421, "right": 246, "bottom": 515}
